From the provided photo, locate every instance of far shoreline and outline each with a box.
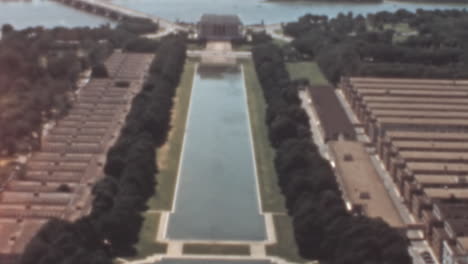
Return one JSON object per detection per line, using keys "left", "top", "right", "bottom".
{"left": 267, "top": 0, "right": 468, "bottom": 5}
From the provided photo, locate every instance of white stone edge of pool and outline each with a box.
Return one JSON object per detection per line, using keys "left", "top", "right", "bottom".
{"left": 156, "top": 63, "right": 277, "bottom": 245}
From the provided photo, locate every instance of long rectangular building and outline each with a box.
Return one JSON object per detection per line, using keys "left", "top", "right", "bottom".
{"left": 340, "top": 77, "right": 468, "bottom": 262}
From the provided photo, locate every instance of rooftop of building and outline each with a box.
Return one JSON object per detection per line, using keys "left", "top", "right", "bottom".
{"left": 362, "top": 95, "right": 468, "bottom": 105}
{"left": 356, "top": 88, "right": 468, "bottom": 98}
{"left": 399, "top": 151, "right": 468, "bottom": 161}
{"left": 433, "top": 201, "right": 468, "bottom": 220}
{"left": 0, "top": 218, "right": 47, "bottom": 254}
{"left": 392, "top": 140, "right": 468, "bottom": 150}
{"left": 371, "top": 110, "right": 468, "bottom": 120}
{"left": 349, "top": 77, "right": 468, "bottom": 86}
{"left": 376, "top": 116, "right": 468, "bottom": 126}
{"left": 446, "top": 218, "right": 468, "bottom": 237}
{"left": 425, "top": 188, "right": 468, "bottom": 199}
{"left": 200, "top": 14, "right": 242, "bottom": 25}
{"left": 328, "top": 140, "right": 404, "bottom": 228}
{"left": 415, "top": 174, "right": 461, "bottom": 185}
{"left": 366, "top": 102, "right": 468, "bottom": 112}
{"left": 457, "top": 237, "right": 468, "bottom": 254}
{"left": 348, "top": 82, "right": 468, "bottom": 92}
{"left": 407, "top": 162, "right": 468, "bottom": 173}
{"left": 385, "top": 131, "right": 468, "bottom": 141}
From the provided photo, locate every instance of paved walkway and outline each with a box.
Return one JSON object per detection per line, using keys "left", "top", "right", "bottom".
{"left": 334, "top": 88, "right": 438, "bottom": 264}
{"left": 188, "top": 41, "right": 251, "bottom": 64}
{"left": 117, "top": 51, "right": 304, "bottom": 264}
{"left": 298, "top": 91, "right": 330, "bottom": 160}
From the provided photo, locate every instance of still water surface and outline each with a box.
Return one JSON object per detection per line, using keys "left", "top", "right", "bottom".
{"left": 2, "top": 0, "right": 468, "bottom": 28}
{"left": 166, "top": 65, "right": 266, "bottom": 241}
{"left": 155, "top": 259, "right": 272, "bottom": 264}
{"left": 0, "top": 0, "right": 111, "bottom": 28}
{"left": 111, "top": 0, "right": 468, "bottom": 24}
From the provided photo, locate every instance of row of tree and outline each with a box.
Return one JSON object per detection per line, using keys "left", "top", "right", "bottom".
{"left": 20, "top": 35, "right": 187, "bottom": 264}
{"left": 0, "top": 26, "right": 98, "bottom": 155}
{"left": 252, "top": 43, "right": 411, "bottom": 264}
{"left": 283, "top": 9, "right": 468, "bottom": 84}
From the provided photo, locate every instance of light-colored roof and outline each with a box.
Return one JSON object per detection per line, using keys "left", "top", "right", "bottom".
{"left": 457, "top": 237, "right": 468, "bottom": 252}
{"left": 328, "top": 140, "right": 404, "bottom": 227}
{"left": 357, "top": 88, "right": 468, "bottom": 98}
{"left": 350, "top": 82, "right": 468, "bottom": 92}
{"left": 386, "top": 131, "right": 468, "bottom": 141}
{"left": 362, "top": 95, "right": 468, "bottom": 105}
{"left": 392, "top": 141, "right": 468, "bottom": 150}
{"left": 377, "top": 116, "right": 468, "bottom": 126}
{"left": 424, "top": 188, "right": 468, "bottom": 199}
{"left": 414, "top": 174, "right": 460, "bottom": 185}
{"left": 407, "top": 162, "right": 468, "bottom": 173}
{"left": 371, "top": 109, "right": 468, "bottom": 119}
{"left": 349, "top": 77, "right": 468, "bottom": 86}
{"left": 367, "top": 102, "right": 468, "bottom": 112}
{"left": 399, "top": 151, "right": 468, "bottom": 161}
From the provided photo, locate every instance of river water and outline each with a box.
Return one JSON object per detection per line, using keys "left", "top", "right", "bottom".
{"left": 166, "top": 65, "right": 266, "bottom": 241}
{"left": 1, "top": 0, "right": 468, "bottom": 28}
{"left": 111, "top": 0, "right": 468, "bottom": 24}
{"left": 0, "top": 0, "right": 111, "bottom": 28}
{"left": 155, "top": 259, "right": 272, "bottom": 264}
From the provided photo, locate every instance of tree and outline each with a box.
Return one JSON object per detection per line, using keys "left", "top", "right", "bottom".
{"left": 91, "top": 63, "right": 109, "bottom": 78}
{"left": 2, "top": 24, "right": 14, "bottom": 36}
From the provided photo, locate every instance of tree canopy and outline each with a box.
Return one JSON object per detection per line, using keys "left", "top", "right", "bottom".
{"left": 284, "top": 9, "right": 468, "bottom": 84}
{"left": 252, "top": 42, "right": 411, "bottom": 264}
{"left": 20, "top": 35, "right": 187, "bottom": 264}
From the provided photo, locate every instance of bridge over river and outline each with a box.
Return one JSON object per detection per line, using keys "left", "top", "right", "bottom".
{"left": 51, "top": 0, "right": 187, "bottom": 36}
{"left": 50, "top": 0, "right": 294, "bottom": 40}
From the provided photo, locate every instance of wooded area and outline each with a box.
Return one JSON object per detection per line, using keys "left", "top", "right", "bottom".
{"left": 0, "top": 17, "right": 160, "bottom": 157}
{"left": 284, "top": 9, "right": 468, "bottom": 84}
{"left": 19, "top": 35, "right": 186, "bottom": 264}
{"left": 252, "top": 43, "right": 411, "bottom": 264}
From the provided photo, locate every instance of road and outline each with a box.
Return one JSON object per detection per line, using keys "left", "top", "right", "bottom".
{"left": 69, "top": 0, "right": 187, "bottom": 37}
{"left": 334, "top": 88, "right": 439, "bottom": 264}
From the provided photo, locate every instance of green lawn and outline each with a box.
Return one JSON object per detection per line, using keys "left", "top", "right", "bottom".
{"left": 243, "top": 61, "right": 284, "bottom": 213}
{"left": 183, "top": 244, "right": 251, "bottom": 255}
{"left": 244, "top": 60, "right": 310, "bottom": 263}
{"left": 287, "top": 61, "right": 329, "bottom": 86}
{"left": 131, "top": 61, "right": 196, "bottom": 259}
{"left": 131, "top": 60, "right": 307, "bottom": 262}
{"left": 147, "top": 61, "right": 196, "bottom": 210}
{"left": 267, "top": 215, "right": 307, "bottom": 263}
{"left": 133, "top": 212, "right": 167, "bottom": 258}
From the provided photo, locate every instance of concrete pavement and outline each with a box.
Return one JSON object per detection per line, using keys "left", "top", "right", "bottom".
{"left": 335, "top": 88, "right": 438, "bottom": 264}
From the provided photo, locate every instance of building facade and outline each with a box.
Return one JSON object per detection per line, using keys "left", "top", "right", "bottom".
{"left": 198, "top": 14, "right": 243, "bottom": 41}
{"left": 340, "top": 77, "right": 468, "bottom": 262}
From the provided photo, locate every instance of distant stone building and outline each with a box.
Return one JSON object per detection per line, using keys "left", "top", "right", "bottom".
{"left": 198, "top": 14, "right": 243, "bottom": 40}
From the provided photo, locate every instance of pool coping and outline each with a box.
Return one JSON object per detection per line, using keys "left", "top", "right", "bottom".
{"left": 157, "top": 64, "right": 276, "bottom": 245}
